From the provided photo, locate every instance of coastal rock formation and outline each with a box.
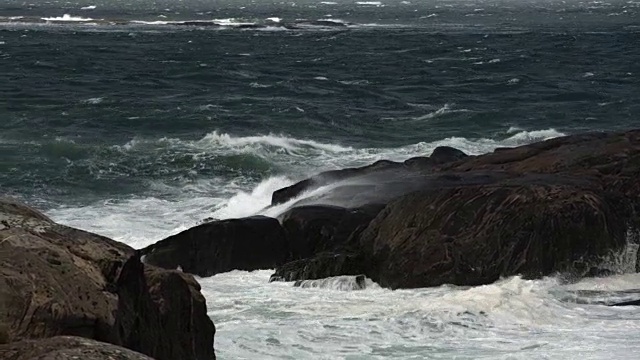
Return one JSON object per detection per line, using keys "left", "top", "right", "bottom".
{"left": 136, "top": 129, "right": 640, "bottom": 290}
{"left": 0, "top": 198, "right": 215, "bottom": 360}
{"left": 0, "top": 336, "right": 154, "bottom": 360}
{"left": 359, "top": 183, "right": 630, "bottom": 289}
{"left": 142, "top": 216, "right": 287, "bottom": 277}
{"left": 279, "top": 204, "right": 383, "bottom": 259}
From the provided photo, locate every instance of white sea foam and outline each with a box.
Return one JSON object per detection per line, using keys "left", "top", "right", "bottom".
{"left": 81, "top": 97, "right": 103, "bottom": 104}
{"left": 42, "top": 14, "right": 95, "bottom": 22}
{"left": 198, "top": 270, "right": 640, "bottom": 359}
{"left": 196, "top": 131, "right": 353, "bottom": 153}
{"left": 80, "top": 5, "right": 97, "bottom": 10}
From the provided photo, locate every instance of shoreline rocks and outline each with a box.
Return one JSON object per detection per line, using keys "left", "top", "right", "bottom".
{"left": 141, "top": 129, "right": 640, "bottom": 292}
{"left": 141, "top": 216, "right": 287, "bottom": 277}
{"left": 0, "top": 199, "right": 215, "bottom": 360}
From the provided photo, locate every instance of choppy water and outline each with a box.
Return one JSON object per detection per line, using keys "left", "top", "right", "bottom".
{"left": 2, "top": 0, "right": 640, "bottom": 358}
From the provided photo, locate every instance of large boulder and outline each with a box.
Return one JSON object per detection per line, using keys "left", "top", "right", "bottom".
{"left": 0, "top": 336, "right": 154, "bottom": 360}
{"left": 115, "top": 253, "right": 215, "bottom": 360}
{"left": 278, "top": 204, "right": 383, "bottom": 259}
{"left": 359, "top": 183, "right": 632, "bottom": 289}
{"left": 0, "top": 198, "right": 215, "bottom": 360}
{"left": 141, "top": 216, "right": 287, "bottom": 277}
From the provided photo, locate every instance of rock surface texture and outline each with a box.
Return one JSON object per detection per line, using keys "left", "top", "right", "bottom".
{"left": 0, "top": 198, "right": 215, "bottom": 360}
{"left": 0, "top": 336, "right": 155, "bottom": 360}
{"left": 142, "top": 216, "right": 287, "bottom": 277}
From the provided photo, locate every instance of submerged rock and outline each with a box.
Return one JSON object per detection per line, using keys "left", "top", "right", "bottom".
{"left": 141, "top": 215, "right": 287, "bottom": 277}
{"left": 270, "top": 252, "right": 365, "bottom": 282}
{"left": 293, "top": 274, "right": 367, "bottom": 291}
{"left": 0, "top": 198, "right": 215, "bottom": 360}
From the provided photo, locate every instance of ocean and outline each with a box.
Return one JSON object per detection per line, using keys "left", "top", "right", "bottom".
{"left": 1, "top": 0, "right": 640, "bottom": 358}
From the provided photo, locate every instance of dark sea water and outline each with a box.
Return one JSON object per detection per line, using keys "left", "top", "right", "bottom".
{"left": 2, "top": 0, "right": 640, "bottom": 359}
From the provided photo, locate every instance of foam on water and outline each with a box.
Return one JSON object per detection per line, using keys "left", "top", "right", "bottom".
{"left": 200, "top": 270, "right": 640, "bottom": 359}
{"left": 42, "top": 14, "right": 95, "bottom": 22}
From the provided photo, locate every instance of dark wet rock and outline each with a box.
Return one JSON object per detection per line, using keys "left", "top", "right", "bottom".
{"left": 609, "top": 299, "right": 640, "bottom": 306}
{"left": 359, "top": 183, "right": 631, "bottom": 289}
{"left": 430, "top": 146, "right": 469, "bottom": 164}
{"left": 141, "top": 216, "right": 287, "bottom": 277}
{"left": 0, "top": 198, "right": 215, "bottom": 360}
{"left": 293, "top": 274, "right": 367, "bottom": 290}
{"left": 270, "top": 252, "right": 365, "bottom": 282}
{"left": 279, "top": 204, "right": 383, "bottom": 259}
{"left": 116, "top": 253, "right": 215, "bottom": 360}
{"left": 0, "top": 336, "right": 154, "bottom": 360}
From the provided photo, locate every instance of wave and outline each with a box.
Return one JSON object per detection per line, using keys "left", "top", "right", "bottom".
{"left": 42, "top": 14, "right": 96, "bottom": 22}
{"left": 294, "top": 275, "right": 375, "bottom": 291}
{"left": 3, "top": 16, "right": 398, "bottom": 31}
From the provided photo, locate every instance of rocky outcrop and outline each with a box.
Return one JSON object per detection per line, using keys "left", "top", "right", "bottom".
{"left": 115, "top": 253, "right": 215, "bottom": 360}
{"left": 142, "top": 216, "right": 287, "bottom": 277}
{"left": 265, "top": 129, "right": 640, "bottom": 288}
{"left": 0, "top": 198, "right": 215, "bottom": 360}
{"left": 359, "top": 183, "right": 631, "bottom": 289}
{"left": 0, "top": 336, "right": 154, "bottom": 360}
{"left": 278, "top": 204, "right": 383, "bottom": 259}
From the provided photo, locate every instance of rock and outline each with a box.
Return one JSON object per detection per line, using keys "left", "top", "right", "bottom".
{"left": 0, "top": 198, "right": 131, "bottom": 343}
{"left": 293, "top": 275, "right": 367, "bottom": 291}
{"left": 359, "top": 183, "right": 631, "bottom": 289}
{"left": 270, "top": 252, "right": 365, "bottom": 282}
{"left": 609, "top": 299, "right": 640, "bottom": 306}
{"left": 0, "top": 198, "right": 215, "bottom": 360}
{"left": 141, "top": 216, "right": 287, "bottom": 277}
{"left": 271, "top": 147, "right": 469, "bottom": 206}
{"left": 0, "top": 336, "right": 154, "bottom": 360}
{"left": 271, "top": 160, "right": 403, "bottom": 205}
{"left": 115, "top": 253, "right": 215, "bottom": 360}
{"left": 279, "top": 204, "right": 383, "bottom": 259}
{"left": 429, "top": 146, "right": 469, "bottom": 164}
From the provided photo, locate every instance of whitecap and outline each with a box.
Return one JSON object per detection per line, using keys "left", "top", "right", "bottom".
{"left": 80, "top": 5, "right": 97, "bottom": 10}
{"left": 197, "top": 131, "right": 353, "bottom": 153}
{"left": 81, "top": 97, "right": 103, "bottom": 105}
{"left": 266, "top": 17, "right": 282, "bottom": 23}
{"left": 42, "top": 14, "right": 95, "bottom": 22}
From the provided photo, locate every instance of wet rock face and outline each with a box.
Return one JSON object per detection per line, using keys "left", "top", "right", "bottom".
{"left": 359, "top": 184, "right": 630, "bottom": 289}
{"left": 141, "top": 216, "right": 287, "bottom": 277}
{"left": 270, "top": 253, "right": 365, "bottom": 283}
{"left": 0, "top": 336, "right": 155, "bottom": 360}
{"left": 278, "top": 204, "right": 384, "bottom": 259}
{"left": 0, "top": 199, "right": 216, "bottom": 360}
